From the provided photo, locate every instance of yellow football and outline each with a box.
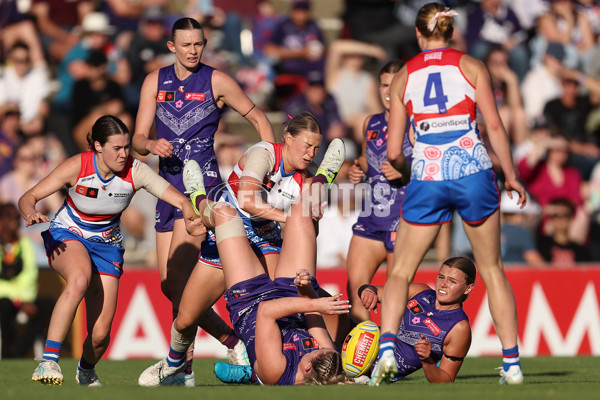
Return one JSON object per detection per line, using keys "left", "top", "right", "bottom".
{"left": 341, "top": 320, "right": 380, "bottom": 377}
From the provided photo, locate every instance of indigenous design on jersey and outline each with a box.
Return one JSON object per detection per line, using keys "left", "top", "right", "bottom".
{"left": 155, "top": 64, "right": 223, "bottom": 192}
{"left": 391, "top": 289, "right": 468, "bottom": 380}
{"left": 50, "top": 151, "right": 137, "bottom": 246}
{"left": 403, "top": 48, "right": 492, "bottom": 181}
{"left": 227, "top": 141, "right": 304, "bottom": 219}
{"left": 277, "top": 319, "right": 320, "bottom": 385}
{"left": 357, "top": 112, "right": 411, "bottom": 231}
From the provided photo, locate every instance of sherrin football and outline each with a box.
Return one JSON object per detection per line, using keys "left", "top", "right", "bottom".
{"left": 341, "top": 320, "right": 380, "bottom": 377}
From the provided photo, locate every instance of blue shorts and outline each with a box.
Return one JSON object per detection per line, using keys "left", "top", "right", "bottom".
{"left": 42, "top": 228, "right": 125, "bottom": 278}
{"left": 401, "top": 169, "right": 500, "bottom": 225}
{"left": 352, "top": 223, "right": 396, "bottom": 253}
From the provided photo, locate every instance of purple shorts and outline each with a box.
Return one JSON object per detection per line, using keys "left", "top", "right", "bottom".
{"left": 352, "top": 223, "right": 397, "bottom": 253}
{"left": 401, "top": 169, "right": 500, "bottom": 225}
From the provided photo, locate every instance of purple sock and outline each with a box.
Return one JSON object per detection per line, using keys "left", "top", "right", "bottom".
{"left": 194, "top": 194, "right": 206, "bottom": 211}
{"left": 185, "top": 358, "right": 193, "bottom": 375}
{"left": 222, "top": 334, "right": 239, "bottom": 350}
{"left": 312, "top": 174, "right": 328, "bottom": 185}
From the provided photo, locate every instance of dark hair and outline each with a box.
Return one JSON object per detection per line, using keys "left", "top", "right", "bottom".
{"left": 171, "top": 17, "right": 205, "bottom": 42}
{"left": 548, "top": 198, "right": 575, "bottom": 216}
{"left": 0, "top": 202, "right": 19, "bottom": 219}
{"left": 305, "top": 351, "right": 346, "bottom": 385}
{"left": 284, "top": 112, "right": 322, "bottom": 138}
{"left": 442, "top": 256, "right": 476, "bottom": 303}
{"left": 415, "top": 2, "right": 454, "bottom": 41}
{"left": 87, "top": 49, "right": 108, "bottom": 67}
{"left": 483, "top": 44, "right": 507, "bottom": 64}
{"left": 379, "top": 59, "right": 404, "bottom": 79}
{"left": 86, "top": 115, "right": 130, "bottom": 151}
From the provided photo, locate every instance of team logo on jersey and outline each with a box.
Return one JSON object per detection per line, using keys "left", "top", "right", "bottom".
{"left": 184, "top": 92, "right": 206, "bottom": 101}
{"left": 75, "top": 185, "right": 99, "bottom": 198}
{"left": 420, "top": 121, "right": 430, "bottom": 132}
{"left": 367, "top": 130, "right": 379, "bottom": 141}
{"left": 157, "top": 91, "right": 175, "bottom": 102}
{"left": 407, "top": 299, "right": 423, "bottom": 314}
{"left": 302, "top": 338, "right": 318, "bottom": 350}
{"left": 178, "top": 86, "right": 184, "bottom": 93}
{"left": 423, "top": 318, "right": 442, "bottom": 336}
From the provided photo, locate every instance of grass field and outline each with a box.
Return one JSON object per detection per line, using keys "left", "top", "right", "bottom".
{"left": 1, "top": 357, "right": 599, "bottom": 400}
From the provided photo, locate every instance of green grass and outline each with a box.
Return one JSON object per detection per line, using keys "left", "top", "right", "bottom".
{"left": 1, "top": 357, "right": 599, "bottom": 400}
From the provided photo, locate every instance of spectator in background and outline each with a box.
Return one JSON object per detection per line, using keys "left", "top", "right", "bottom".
{"left": 521, "top": 42, "right": 566, "bottom": 124}
{"left": 214, "top": 131, "right": 247, "bottom": 182}
{"left": 0, "top": 0, "right": 45, "bottom": 65}
{"left": 0, "top": 106, "right": 24, "bottom": 179}
{"left": 543, "top": 67, "right": 600, "bottom": 180}
{"left": 71, "top": 50, "right": 132, "bottom": 151}
{"left": 0, "top": 202, "right": 53, "bottom": 359}
{"left": 325, "top": 39, "right": 386, "bottom": 144}
{"left": 499, "top": 190, "right": 545, "bottom": 265}
{"left": 252, "top": 0, "right": 283, "bottom": 62}
{"left": 29, "top": 0, "right": 94, "bottom": 63}
{"left": 531, "top": 0, "right": 595, "bottom": 70}
{"left": 264, "top": 0, "right": 326, "bottom": 78}
{"left": 485, "top": 45, "right": 528, "bottom": 146}
{"left": 537, "top": 198, "right": 590, "bottom": 263}
{"left": 125, "top": 7, "right": 173, "bottom": 115}
{"left": 285, "top": 71, "right": 346, "bottom": 165}
{"left": 517, "top": 135, "right": 589, "bottom": 245}
{"left": 585, "top": 158, "right": 600, "bottom": 260}
{"left": 0, "top": 41, "right": 50, "bottom": 137}
{"left": 465, "top": 0, "right": 529, "bottom": 81}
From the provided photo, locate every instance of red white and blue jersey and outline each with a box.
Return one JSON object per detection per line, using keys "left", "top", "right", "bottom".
{"left": 226, "top": 141, "right": 304, "bottom": 219}
{"left": 403, "top": 48, "right": 492, "bottom": 181}
{"left": 50, "top": 151, "right": 137, "bottom": 247}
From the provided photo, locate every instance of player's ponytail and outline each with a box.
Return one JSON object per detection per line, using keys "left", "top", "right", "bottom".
{"left": 415, "top": 2, "right": 457, "bottom": 41}
{"left": 304, "top": 351, "right": 346, "bottom": 385}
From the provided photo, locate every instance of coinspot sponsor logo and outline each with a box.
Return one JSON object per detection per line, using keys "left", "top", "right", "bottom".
{"left": 419, "top": 115, "right": 470, "bottom": 134}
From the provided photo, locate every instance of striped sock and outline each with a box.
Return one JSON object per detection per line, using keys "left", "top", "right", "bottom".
{"left": 166, "top": 345, "right": 186, "bottom": 368}
{"left": 378, "top": 333, "right": 397, "bottom": 358}
{"left": 78, "top": 356, "right": 96, "bottom": 371}
{"left": 502, "top": 345, "right": 521, "bottom": 372}
{"left": 42, "top": 340, "right": 62, "bottom": 363}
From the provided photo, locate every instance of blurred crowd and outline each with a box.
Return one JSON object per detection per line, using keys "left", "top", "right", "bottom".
{"left": 2, "top": 0, "right": 600, "bottom": 274}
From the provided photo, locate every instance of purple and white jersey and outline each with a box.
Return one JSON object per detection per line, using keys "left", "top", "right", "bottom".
{"left": 355, "top": 112, "right": 412, "bottom": 231}
{"left": 392, "top": 289, "right": 468, "bottom": 380}
{"left": 155, "top": 63, "right": 224, "bottom": 193}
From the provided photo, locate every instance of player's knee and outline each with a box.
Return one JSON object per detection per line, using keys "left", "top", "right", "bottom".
{"left": 64, "top": 275, "right": 90, "bottom": 300}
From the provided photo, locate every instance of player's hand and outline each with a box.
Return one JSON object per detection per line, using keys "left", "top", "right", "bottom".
{"left": 182, "top": 203, "right": 207, "bottom": 236}
{"left": 349, "top": 160, "right": 365, "bottom": 184}
{"left": 360, "top": 287, "right": 379, "bottom": 314}
{"left": 380, "top": 161, "right": 403, "bottom": 181}
{"left": 24, "top": 212, "right": 50, "bottom": 227}
{"left": 311, "top": 201, "right": 327, "bottom": 221}
{"left": 504, "top": 180, "right": 527, "bottom": 209}
{"left": 313, "top": 294, "right": 350, "bottom": 315}
{"left": 147, "top": 138, "right": 174, "bottom": 158}
{"left": 414, "top": 334, "right": 432, "bottom": 361}
{"left": 294, "top": 269, "right": 312, "bottom": 288}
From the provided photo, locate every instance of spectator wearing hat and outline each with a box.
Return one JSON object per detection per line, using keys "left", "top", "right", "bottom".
{"left": 48, "top": 11, "right": 128, "bottom": 156}
{"left": 264, "top": 0, "right": 326, "bottom": 78}
{"left": 499, "top": 190, "right": 545, "bottom": 265}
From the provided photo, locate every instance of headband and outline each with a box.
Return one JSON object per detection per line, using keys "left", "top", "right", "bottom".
{"left": 427, "top": 8, "right": 459, "bottom": 32}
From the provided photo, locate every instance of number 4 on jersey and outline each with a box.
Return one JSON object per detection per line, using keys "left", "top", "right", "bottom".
{"left": 423, "top": 72, "right": 448, "bottom": 114}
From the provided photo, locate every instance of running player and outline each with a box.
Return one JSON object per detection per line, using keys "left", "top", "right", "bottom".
{"left": 371, "top": 2, "right": 526, "bottom": 386}
{"left": 19, "top": 115, "right": 204, "bottom": 386}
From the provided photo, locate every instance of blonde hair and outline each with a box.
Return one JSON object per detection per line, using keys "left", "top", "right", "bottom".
{"left": 415, "top": 2, "right": 456, "bottom": 41}
{"left": 304, "top": 351, "right": 347, "bottom": 385}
